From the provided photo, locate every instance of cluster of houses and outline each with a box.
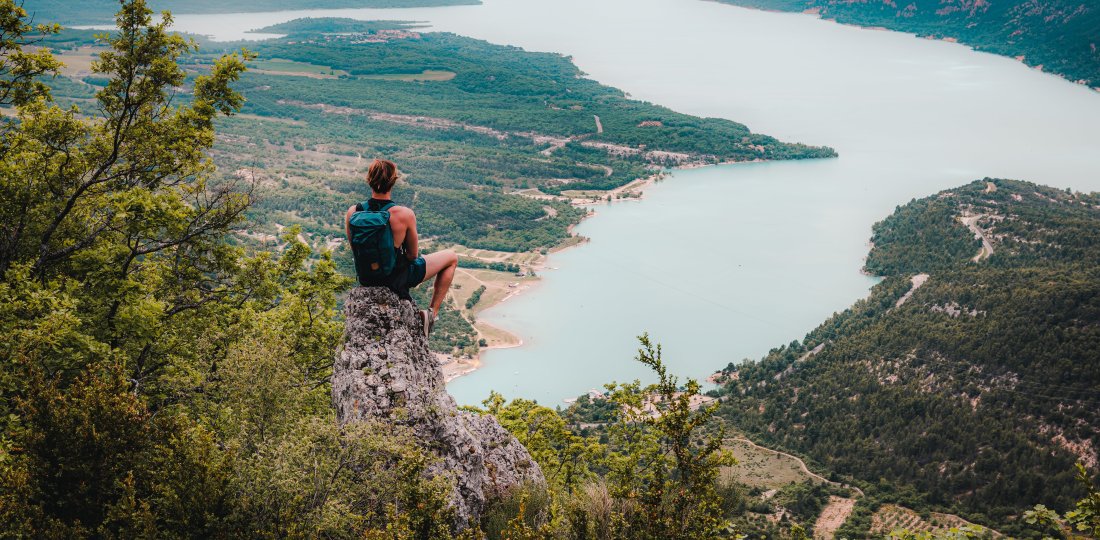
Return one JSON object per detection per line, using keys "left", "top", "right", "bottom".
{"left": 285, "top": 29, "right": 422, "bottom": 47}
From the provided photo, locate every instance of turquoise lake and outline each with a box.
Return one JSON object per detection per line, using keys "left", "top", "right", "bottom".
{"left": 160, "top": 0, "right": 1100, "bottom": 406}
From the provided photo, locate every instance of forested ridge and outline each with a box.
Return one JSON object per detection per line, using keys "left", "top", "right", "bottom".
{"left": 715, "top": 0, "right": 1100, "bottom": 88}
{"left": 207, "top": 19, "right": 833, "bottom": 251}
{"left": 714, "top": 178, "right": 1100, "bottom": 536}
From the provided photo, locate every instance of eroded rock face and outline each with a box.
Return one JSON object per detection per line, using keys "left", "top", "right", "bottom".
{"left": 332, "top": 287, "right": 544, "bottom": 526}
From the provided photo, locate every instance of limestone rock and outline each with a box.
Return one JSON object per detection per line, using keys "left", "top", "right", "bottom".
{"left": 332, "top": 286, "right": 544, "bottom": 526}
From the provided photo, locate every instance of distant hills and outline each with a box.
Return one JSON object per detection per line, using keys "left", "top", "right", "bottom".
{"left": 20, "top": 0, "right": 479, "bottom": 25}
{"left": 714, "top": 179, "right": 1100, "bottom": 536}
{"left": 716, "top": 0, "right": 1100, "bottom": 88}
{"left": 26, "top": 0, "right": 1100, "bottom": 88}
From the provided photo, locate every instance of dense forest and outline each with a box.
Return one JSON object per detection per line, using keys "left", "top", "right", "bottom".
{"left": 20, "top": 0, "right": 479, "bottom": 24}
{"left": 716, "top": 0, "right": 1100, "bottom": 88}
{"left": 714, "top": 178, "right": 1100, "bottom": 536}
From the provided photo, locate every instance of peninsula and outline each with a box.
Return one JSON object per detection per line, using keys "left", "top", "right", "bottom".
{"left": 41, "top": 17, "right": 835, "bottom": 378}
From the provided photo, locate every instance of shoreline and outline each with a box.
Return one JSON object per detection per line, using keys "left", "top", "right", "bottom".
{"left": 443, "top": 159, "right": 764, "bottom": 384}
{"left": 440, "top": 320, "right": 524, "bottom": 382}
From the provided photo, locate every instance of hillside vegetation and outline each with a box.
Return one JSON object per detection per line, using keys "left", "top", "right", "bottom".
{"left": 716, "top": 0, "right": 1100, "bottom": 88}
{"left": 714, "top": 178, "right": 1100, "bottom": 536}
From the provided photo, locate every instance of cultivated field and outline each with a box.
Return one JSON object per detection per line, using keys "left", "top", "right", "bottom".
{"left": 871, "top": 504, "right": 1001, "bottom": 538}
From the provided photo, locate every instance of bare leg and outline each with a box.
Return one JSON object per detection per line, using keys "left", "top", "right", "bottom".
{"left": 421, "top": 249, "right": 458, "bottom": 316}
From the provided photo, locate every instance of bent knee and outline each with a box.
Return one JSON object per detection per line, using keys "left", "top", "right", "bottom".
{"left": 443, "top": 249, "right": 459, "bottom": 266}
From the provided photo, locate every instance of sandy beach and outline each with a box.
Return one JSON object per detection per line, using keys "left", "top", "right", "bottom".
{"left": 440, "top": 320, "right": 526, "bottom": 382}
{"left": 438, "top": 261, "right": 540, "bottom": 383}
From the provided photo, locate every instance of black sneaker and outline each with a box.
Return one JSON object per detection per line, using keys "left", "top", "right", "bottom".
{"left": 419, "top": 309, "right": 435, "bottom": 338}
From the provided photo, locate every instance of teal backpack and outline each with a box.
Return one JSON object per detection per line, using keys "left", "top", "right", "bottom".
{"left": 348, "top": 200, "right": 397, "bottom": 283}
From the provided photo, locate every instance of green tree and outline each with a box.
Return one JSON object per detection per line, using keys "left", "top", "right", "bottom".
{"left": 0, "top": 2, "right": 462, "bottom": 537}
{"left": 477, "top": 335, "right": 740, "bottom": 539}
{"left": 481, "top": 393, "right": 604, "bottom": 493}
{"left": 0, "top": 0, "right": 61, "bottom": 112}
{"left": 601, "top": 334, "right": 737, "bottom": 539}
{"left": 1025, "top": 464, "right": 1100, "bottom": 540}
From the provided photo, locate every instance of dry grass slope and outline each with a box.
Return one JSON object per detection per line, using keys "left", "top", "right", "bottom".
{"left": 722, "top": 437, "right": 824, "bottom": 489}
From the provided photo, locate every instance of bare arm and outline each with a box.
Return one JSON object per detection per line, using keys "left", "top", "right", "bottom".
{"left": 344, "top": 205, "right": 356, "bottom": 244}
{"left": 403, "top": 211, "right": 419, "bottom": 260}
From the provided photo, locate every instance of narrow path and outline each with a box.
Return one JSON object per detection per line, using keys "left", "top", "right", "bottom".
{"left": 798, "top": 342, "right": 826, "bottom": 362}
{"left": 894, "top": 273, "right": 930, "bottom": 308}
{"left": 456, "top": 267, "right": 489, "bottom": 288}
{"left": 248, "top": 68, "right": 341, "bottom": 80}
{"left": 728, "top": 437, "right": 865, "bottom": 497}
{"left": 539, "top": 140, "right": 567, "bottom": 156}
{"left": 594, "top": 114, "right": 603, "bottom": 134}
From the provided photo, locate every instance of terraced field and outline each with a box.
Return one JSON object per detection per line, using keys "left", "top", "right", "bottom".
{"left": 870, "top": 504, "right": 1001, "bottom": 538}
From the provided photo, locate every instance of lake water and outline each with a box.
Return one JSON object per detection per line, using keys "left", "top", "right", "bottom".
{"left": 160, "top": 0, "right": 1100, "bottom": 405}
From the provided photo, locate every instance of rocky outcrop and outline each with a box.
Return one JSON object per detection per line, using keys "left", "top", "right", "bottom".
{"left": 332, "top": 287, "right": 544, "bottom": 526}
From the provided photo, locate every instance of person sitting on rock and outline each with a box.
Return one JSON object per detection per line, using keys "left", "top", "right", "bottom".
{"left": 345, "top": 158, "right": 458, "bottom": 337}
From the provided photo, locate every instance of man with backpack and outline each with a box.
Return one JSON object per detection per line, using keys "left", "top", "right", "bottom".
{"left": 345, "top": 159, "right": 458, "bottom": 337}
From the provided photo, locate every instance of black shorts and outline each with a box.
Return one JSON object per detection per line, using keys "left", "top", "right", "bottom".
{"left": 405, "top": 255, "right": 427, "bottom": 287}
{"left": 359, "top": 254, "right": 426, "bottom": 300}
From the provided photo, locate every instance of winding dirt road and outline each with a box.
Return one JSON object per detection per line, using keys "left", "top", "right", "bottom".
{"left": 727, "top": 437, "right": 865, "bottom": 497}
{"left": 960, "top": 215, "right": 994, "bottom": 262}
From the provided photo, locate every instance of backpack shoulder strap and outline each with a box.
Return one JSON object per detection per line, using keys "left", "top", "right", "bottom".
{"left": 362, "top": 199, "right": 397, "bottom": 213}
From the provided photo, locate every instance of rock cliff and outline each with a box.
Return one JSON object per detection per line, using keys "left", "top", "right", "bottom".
{"left": 332, "top": 286, "right": 545, "bottom": 526}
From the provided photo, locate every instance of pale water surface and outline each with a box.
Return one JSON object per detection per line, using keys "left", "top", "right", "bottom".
{"left": 162, "top": 0, "right": 1100, "bottom": 405}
